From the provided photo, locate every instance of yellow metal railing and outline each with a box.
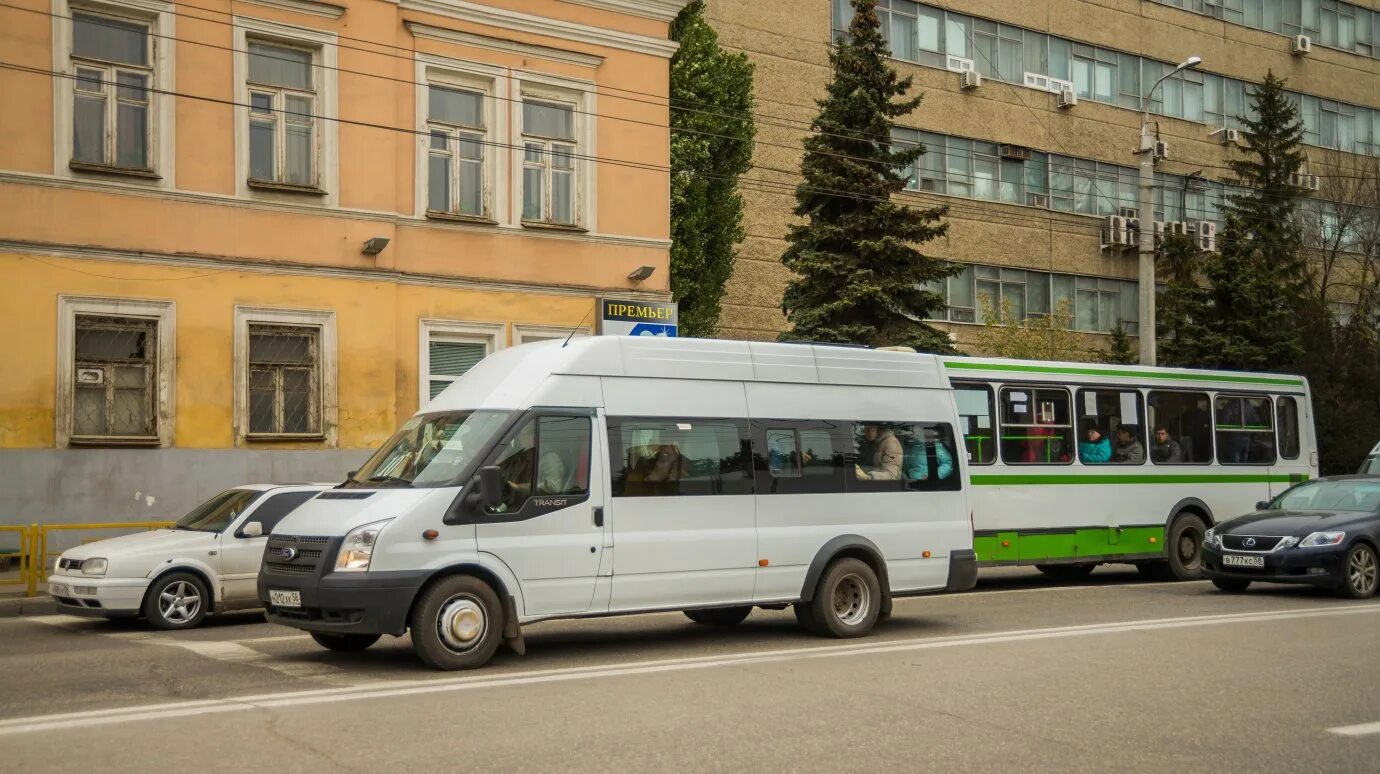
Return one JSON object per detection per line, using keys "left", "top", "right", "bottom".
{"left": 1, "top": 522, "right": 174, "bottom": 597}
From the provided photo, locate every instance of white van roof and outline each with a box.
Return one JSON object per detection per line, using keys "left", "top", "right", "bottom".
{"left": 426, "top": 336, "right": 947, "bottom": 413}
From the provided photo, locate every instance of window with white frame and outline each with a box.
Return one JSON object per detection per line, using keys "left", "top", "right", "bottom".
{"left": 419, "top": 321, "right": 502, "bottom": 404}
{"left": 235, "top": 307, "right": 335, "bottom": 441}
{"left": 70, "top": 10, "right": 153, "bottom": 170}
{"left": 58, "top": 296, "right": 174, "bottom": 447}
{"left": 428, "top": 85, "right": 487, "bottom": 218}
{"left": 247, "top": 40, "right": 318, "bottom": 188}
{"left": 513, "top": 323, "right": 590, "bottom": 345}
{"left": 521, "top": 99, "right": 577, "bottom": 226}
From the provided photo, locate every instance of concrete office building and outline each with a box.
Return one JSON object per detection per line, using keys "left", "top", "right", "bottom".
{"left": 705, "top": 0, "right": 1380, "bottom": 350}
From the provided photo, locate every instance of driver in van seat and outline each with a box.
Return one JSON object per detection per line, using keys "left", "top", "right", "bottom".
{"left": 856, "top": 424, "right": 903, "bottom": 481}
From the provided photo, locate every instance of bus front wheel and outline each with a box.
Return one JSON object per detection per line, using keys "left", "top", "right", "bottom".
{"left": 1141, "top": 514, "right": 1207, "bottom": 581}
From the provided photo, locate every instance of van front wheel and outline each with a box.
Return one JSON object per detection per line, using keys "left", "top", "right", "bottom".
{"left": 409, "top": 575, "right": 504, "bottom": 670}
{"left": 684, "top": 606, "right": 752, "bottom": 626}
{"left": 806, "top": 558, "right": 882, "bottom": 638}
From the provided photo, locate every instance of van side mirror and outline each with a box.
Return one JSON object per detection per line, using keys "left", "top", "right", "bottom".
{"left": 240, "top": 521, "right": 264, "bottom": 538}
{"left": 477, "top": 465, "right": 503, "bottom": 510}
{"left": 1255, "top": 500, "right": 1271, "bottom": 511}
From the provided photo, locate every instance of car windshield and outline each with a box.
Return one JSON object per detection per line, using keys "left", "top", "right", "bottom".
{"left": 1271, "top": 480, "right": 1380, "bottom": 513}
{"left": 174, "top": 489, "right": 264, "bottom": 533}
{"left": 350, "top": 410, "right": 509, "bottom": 488}
{"left": 1362, "top": 455, "right": 1380, "bottom": 475}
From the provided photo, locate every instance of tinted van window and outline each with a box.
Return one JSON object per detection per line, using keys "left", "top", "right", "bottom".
{"left": 609, "top": 418, "right": 752, "bottom": 497}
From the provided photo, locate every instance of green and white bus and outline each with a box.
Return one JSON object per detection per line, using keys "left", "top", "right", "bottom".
{"left": 938, "top": 357, "right": 1316, "bottom": 580}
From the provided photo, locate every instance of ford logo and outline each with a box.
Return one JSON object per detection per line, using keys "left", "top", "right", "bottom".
{"left": 1243, "top": 537, "right": 1257, "bottom": 548}
{"left": 280, "top": 547, "right": 298, "bottom": 561}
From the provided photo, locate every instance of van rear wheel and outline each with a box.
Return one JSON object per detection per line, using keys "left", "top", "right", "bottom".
{"left": 684, "top": 606, "right": 752, "bottom": 626}
{"left": 409, "top": 575, "right": 504, "bottom": 670}
{"left": 805, "top": 558, "right": 881, "bottom": 639}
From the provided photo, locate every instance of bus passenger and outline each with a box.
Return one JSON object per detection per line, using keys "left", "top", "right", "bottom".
{"left": 1112, "top": 426, "right": 1145, "bottom": 463}
{"left": 1150, "top": 426, "right": 1184, "bottom": 463}
{"left": 1079, "top": 424, "right": 1111, "bottom": 464}
{"left": 856, "top": 424, "right": 903, "bottom": 481}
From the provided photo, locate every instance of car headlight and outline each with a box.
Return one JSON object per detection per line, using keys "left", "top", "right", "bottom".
{"left": 1299, "top": 531, "right": 1345, "bottom": 548}
{"left": 81, "top": 558, "right": 108, "bottom": 576}
{"left": 1204, "top": 528, "right": 1219, "bottom": 549}
{"left": 335, "top": 519, "right": 392, "bottom": 572}
{"left": 1273, "top": 536, "right": 1300, "bottom": 551}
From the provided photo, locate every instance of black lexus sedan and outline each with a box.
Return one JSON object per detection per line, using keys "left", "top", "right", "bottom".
{"left": 1203, "top": 476, "right": 1380, "bottom": 599}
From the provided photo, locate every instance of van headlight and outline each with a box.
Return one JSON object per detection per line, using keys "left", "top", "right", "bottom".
{"left": 335, "top": 519, "right": 392, "bottom": 572}
{"left": 81, "top": 558, "right": 108, "bottom": 576}
{"left": 1299, "top": 531, "right": 1345, "bottom": 548}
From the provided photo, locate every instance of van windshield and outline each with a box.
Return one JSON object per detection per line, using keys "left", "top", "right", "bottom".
{"left": 350, "top": 410, "right": 509, "bottom": 488}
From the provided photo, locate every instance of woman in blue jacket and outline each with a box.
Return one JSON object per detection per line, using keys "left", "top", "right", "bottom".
{"left": 1079, "top": 425, "right": 1112, "bottom": 464}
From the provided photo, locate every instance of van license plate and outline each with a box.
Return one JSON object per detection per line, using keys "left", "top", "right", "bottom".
{"left": 1222, "top": 555, "right": 1265, "bottom": 568}
{"left": 269, "top": 589, "right": 302, "bottom": 608}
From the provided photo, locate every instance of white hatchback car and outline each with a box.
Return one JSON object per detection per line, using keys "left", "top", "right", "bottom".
{"left": 48, "top": 484, "right": 329, "bottom": 629}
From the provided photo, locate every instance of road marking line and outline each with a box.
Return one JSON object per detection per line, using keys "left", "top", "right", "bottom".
{"left": 1327, "top": 721, "right": 1380, "bottom": 737}
{"left": 2, "top": 602, "right": 1376, "bottom": 736}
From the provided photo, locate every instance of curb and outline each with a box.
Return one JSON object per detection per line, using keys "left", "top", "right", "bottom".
{"left": 0, "top": 595, "right": 57, "bottom": 618}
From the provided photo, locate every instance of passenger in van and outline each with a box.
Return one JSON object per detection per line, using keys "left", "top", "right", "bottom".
{"left": 905, "top": 429, "right": 954, "bottom": 481}
{"left": 1112, "top": 426, "right": 1145, "bottom": 464}
{"left": 1079, "top": 424, "right": 1112, "bottom": 464}
{"left": 856, "top": 424, "right": 903, "bottom": 481}
{"left": 1150, "top": 426, "right": 1184, "bottom": 463}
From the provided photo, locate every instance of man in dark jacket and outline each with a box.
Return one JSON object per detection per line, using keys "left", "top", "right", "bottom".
{"left": 1150, "top": 426, "right": 1184, "bottom": 463}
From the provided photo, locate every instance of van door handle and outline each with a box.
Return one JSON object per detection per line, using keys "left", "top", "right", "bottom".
{"left": 593, "top": 506, "right": 604, "bottom": 528}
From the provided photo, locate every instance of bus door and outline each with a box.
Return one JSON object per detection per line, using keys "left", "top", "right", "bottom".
{"left": 1271, "top": 395, "right": 1307, "bottom": 496}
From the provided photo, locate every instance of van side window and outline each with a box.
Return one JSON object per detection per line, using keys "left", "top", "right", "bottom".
{"left": 609, "top": 418, "right": 752, "bottom": 497}
{"left": 1215, "top": 395, "right": 1276, "bottom": 465}
{"left": 952, "top": 382, "right": 996, "bottom": 465}
{"left": 490, "top": 415, "right": 592, "bottom": 512}
{"left": 1075, "top": 388, "right": 1145, "bottom": 465}
{"left": 1146, "top": 391, "right": 1213, "bottom": 464}
{"left": 1276, "top": 396, "right": 1300, "bottom": 460}
{"left": 242, "top": 491, "right": 317, "bottom": 535}
{"left": 765, "top": 428, "right": 801, "bottom": 478}
{"left": 999, "top": 387, "right": 1073, "bottom": 465}
{"left": 851, "top": 422, "right": 961, "bottom": 492}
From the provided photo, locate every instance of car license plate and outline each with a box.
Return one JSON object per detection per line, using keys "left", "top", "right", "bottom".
{"left": 49, "top": 582, "right": 69, "bottom": 596}
{"left": 1223, "top": 554, "right": 1265, "bottom": 568}
{"left": 269, "top": 589, "right": 302, "bottom": 608}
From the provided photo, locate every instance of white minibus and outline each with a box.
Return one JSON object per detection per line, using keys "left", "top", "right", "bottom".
{"left": 260, "top": 337, "right": 976, "bottom": 670}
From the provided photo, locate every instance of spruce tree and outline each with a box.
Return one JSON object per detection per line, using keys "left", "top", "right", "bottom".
{"left": 779, "top": 0, "right": 954, "bottom": 351}
{"left": 1159, "top": 71, "right": 1307, "bottom": 370}
{"left": 668, "top": 1, "right": 756, "bottom": 338}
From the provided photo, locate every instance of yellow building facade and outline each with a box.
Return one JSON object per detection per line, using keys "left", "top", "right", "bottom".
{"left": 0, "top": 0, "right": 689, "bottom": 521}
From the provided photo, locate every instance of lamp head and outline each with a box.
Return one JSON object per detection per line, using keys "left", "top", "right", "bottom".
{"left": 1179, "top": 56, "right": 1203, "bottom": 71}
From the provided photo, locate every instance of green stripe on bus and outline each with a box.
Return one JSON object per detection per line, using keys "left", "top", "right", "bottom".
{"left": 973, "top": 526, "right": 1167, "bottom": 562}
{"left": 970, "top": 473, "right": 1302, "bottom": 485}
{"left": 942, "top": 360, "right": 1304, "bottom": 386}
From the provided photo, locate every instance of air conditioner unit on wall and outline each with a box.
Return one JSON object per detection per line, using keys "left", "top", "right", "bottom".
{"left": 1103, "top": 215, "right": 1133, "bottom": 249}
{"left": 1290, "top": 172, "right": 1322, "bottom": 191}
{"left": 1166, "top": 220, "right": 1190, "bottom": 237}
{"left": 1057, "top": 85, "right": 1077, "bottom": 109}
{"left": 1196, "top": 220, "right": 1218, "bottom": 252}
{"left": 999, "top": 144, "right": 1032, "bottom": 161}
{"left": 1216, "top": 128, "right": 1242, "bottom": 145}
{"left": 961, "top": 70, "right": 982, "bottom": 90}
{"left": 946, "top": 55, "right": 975, "bottom": 73}
{"left": 1292, "top": 35, "right": 1312, "bottom": 55}
{"left": 1153, "top": 140, "right": 1170, "bottom": 160}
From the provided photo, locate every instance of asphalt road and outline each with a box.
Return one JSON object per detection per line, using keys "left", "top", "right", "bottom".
{"left": 2, "top": 567, "right": 1378, "bottom": 772}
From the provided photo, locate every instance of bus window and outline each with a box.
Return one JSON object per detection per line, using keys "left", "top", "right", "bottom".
{"left": 1146, "top": 391, "right": 1213, "bottom": 464}
{"left": 999, "top": 387, "right": 1073, "bottom": 465}
{"left": 1215, "top": 396, "right": 1276, "bottom": 465}
{"left": 609, "top": 418, "right": 753, "bottom": 496}
{"left": 952, "top": 382, "right": 996, "bottom": 465}
{"left": 1076, "top": 388, "right": 1145, "bottom": 465}
{"left": 1276, "top": 397, "right": 1300, "bottom": 460}
{"left": 851, "top": 422, "right": 961, "bottom": 492}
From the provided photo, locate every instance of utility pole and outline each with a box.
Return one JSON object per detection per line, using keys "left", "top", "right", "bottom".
{"left": 1137, "top": 56, "right": 1201, "bottom": 366}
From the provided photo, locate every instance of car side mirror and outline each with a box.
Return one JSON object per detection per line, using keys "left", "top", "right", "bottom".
{"left": 240, "top": 521, "right": 264, "bottom": 538}
{"left": 477, "top": 465, "right": 503, "bottom": 510}
{"left": 1255, "top": 500, "right": 1271, "bottom": 511}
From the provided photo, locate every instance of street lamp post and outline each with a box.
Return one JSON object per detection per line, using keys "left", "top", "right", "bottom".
{"left": 1136, "top": 55, "right": 1202, "bottom": 366}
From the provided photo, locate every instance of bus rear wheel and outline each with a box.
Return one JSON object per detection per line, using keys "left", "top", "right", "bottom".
{"left": 684, "top": 606, "right": 752, "bottom": 626}
{"left": 1035, "top": 564, "right": 1096, "bottom": 580}
{"left": 1141, "top": 514, "right": 1208, "bottom": 581}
